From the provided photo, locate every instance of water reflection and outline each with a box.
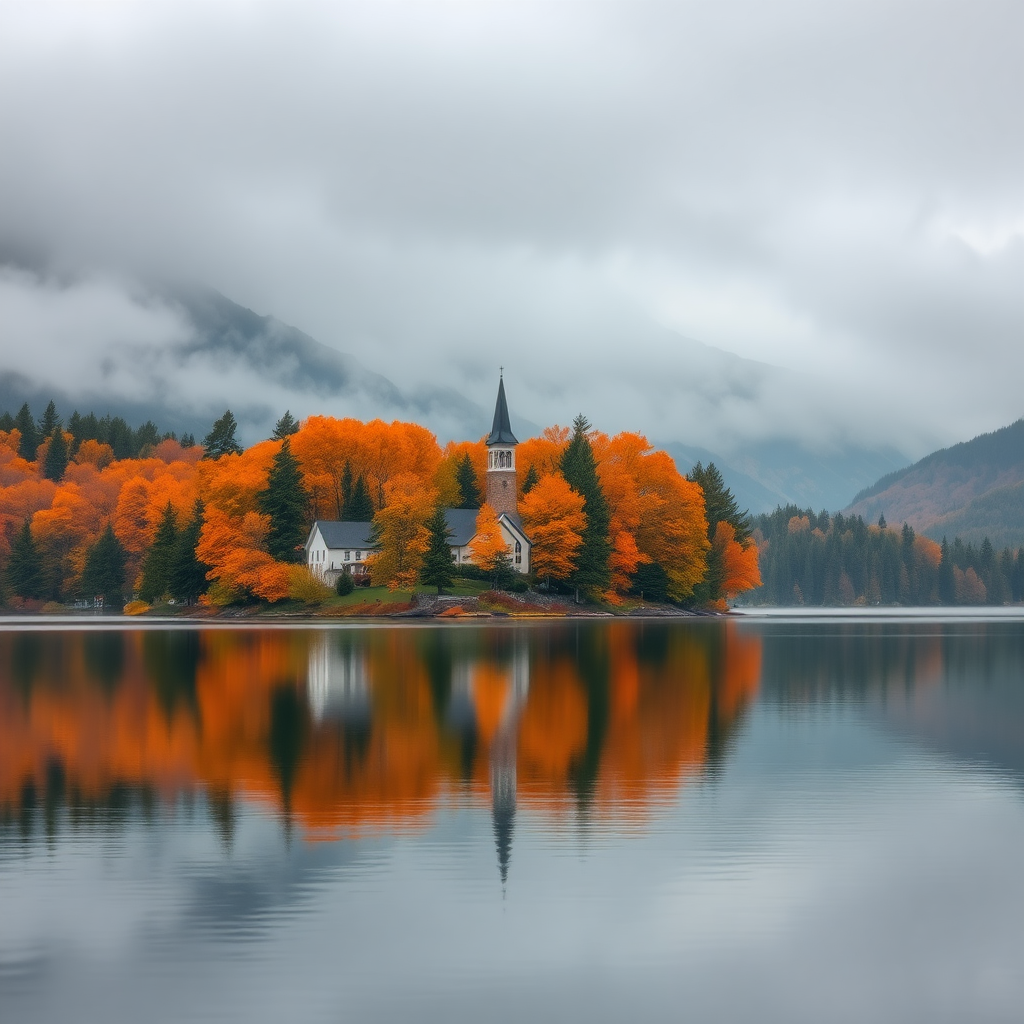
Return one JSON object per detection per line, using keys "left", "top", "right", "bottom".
{"left": 0, "top": 623, "right": 761, "bottom": 853}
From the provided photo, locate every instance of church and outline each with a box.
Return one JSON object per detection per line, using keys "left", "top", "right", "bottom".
{"left": 305, "top": 375, "right": 533, "bottom": 580}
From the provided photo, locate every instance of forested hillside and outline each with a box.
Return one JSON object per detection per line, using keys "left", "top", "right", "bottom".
{"left": 746, "top": 505, "right": 1024, "bottom": 606}
{"left": 846, "top": 419, "right": 1024, "bottom": 548}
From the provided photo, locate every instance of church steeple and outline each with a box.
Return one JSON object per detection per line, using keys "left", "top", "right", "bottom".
{"left": 485, "top": 373, "right": 518, "bottom": 446}
{"left": 485, "top": 373, "right": 518, "bottom": 517}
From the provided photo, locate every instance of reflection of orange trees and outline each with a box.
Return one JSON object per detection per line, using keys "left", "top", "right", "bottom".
{"left": 0, "top": 624, "right": 763, "bottom": 839}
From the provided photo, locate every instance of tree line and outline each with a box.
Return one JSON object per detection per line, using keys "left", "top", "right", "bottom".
{"left": 745, "top": 505, "right": 1024, "bottom": 606}
{"left": 0, "top": 400, "right": 762, "bottom": 609}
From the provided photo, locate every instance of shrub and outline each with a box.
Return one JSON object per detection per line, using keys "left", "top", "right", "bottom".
{"left": 123, "top": 600, "right": 150, "bottom": 616}
{"left": 289, "top": 567, "right": 334, "bottom": 605}
{"left": 336, "top": 570, "right": 355, "bottom": 596}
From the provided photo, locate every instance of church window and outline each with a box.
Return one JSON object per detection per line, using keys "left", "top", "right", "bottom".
{"left": 344, "top": 550, "right": 351, "bottom": 561}
{"left": 515, "top": 540, "right": 522, "bottom": 565}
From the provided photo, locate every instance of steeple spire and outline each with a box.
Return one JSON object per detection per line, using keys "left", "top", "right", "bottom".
{"left": 486, "top": 375, "right": 518, "bottom": 446}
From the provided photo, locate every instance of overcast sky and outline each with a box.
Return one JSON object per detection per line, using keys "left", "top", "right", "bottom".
{"left": 1, "top": 1, "right": 1022, "bottom": 457}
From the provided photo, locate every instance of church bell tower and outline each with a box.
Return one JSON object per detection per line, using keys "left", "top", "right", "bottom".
{"left": 485, "top": 373, "right": 518, "bottom": 517}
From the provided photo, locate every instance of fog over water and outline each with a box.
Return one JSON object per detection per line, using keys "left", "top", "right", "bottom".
{"left": 1, "top": 2, "right": 1023, "bottom": 454}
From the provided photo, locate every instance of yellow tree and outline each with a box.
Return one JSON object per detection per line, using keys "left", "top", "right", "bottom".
{"left": 519, "top": 473, "right": 586, "bottom": 583}
{"left": 368, "top": 473, "right": 434, "bottom": 590}
{"left": 468, "top": 503, "right": 507, "bottom": 570}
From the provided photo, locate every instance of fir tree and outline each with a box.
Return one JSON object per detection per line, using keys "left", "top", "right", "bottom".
{"left": 938, "top": 537, "right": 956, "bottom": 604}
{"left": 0, "top": 411, "right": 14, "bottom": 432}
{"left": 335, "top": 568, "right": 355, "bottom": 596}
{"left": 14, "top": 403, "right": 38, "bottom": 460}
{"left": 272, "top": 410, "right": 300, "bottom": 439}
{"left": 520, "top": 463, "right": 539, "bottom": 496}
{"left": 455, "top": 453, "right": 483, "bottom": 509}
{"left": 201, "top": 410, "right": 243, "bottom": 459}
{"left": 169, "top": 500, "right": 210, "bottom": 604}
{"left": 339, "top": 461, "right": 355, "bottom": 519}
{"left": 687, "top": 462, "right": 750, "bottom": 542}
{"left": 559, "top": 414, "right": 611, "bottom": 599}
{"left": 489, "top": 548, "right": 517, "bottom": 591}
{"left": 139, "top": 504, "right": 179, "bottom": 602}
{"left": 43, "top": 426, "right": 69, "bottom": 482}
{"left": 5, "top": 521, "right": 44, "bottom": 599}
{"left": 257, "top": 438, "right": 309, "bottom": 562}
{"left": 82, "top": 525, "right": 127, "bottom": 607}
{"left": 347, "top": 474, "right": 375, "bottom": 520}
{"left": 420, "top": 506, "right": 454, "bottom": 594}
{"left": 181, "top": 432, "right": 196, "bottom": 448}
{"left": 38, "top": 400, "right": 60, "bottom": 438}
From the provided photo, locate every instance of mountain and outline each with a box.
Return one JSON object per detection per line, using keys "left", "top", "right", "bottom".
{"left": 665, "top": 439, "right": 908, "bottom": 516}
{"left": 845, "top": 418, "right": 1024, "bottom": 548}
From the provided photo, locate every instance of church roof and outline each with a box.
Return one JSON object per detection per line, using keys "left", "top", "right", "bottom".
{"left": 443, "top": 508, "right": 481, "bottom": 547}
{"left": 485, "top": 376, "right": 518, "bottom": 446}
{"left": 309, "top": 521, "right": 374, "bottom": 550}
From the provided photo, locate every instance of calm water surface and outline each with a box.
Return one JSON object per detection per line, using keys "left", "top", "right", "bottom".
{"left": 1, "top": 617, "right": 1023, "bottom": 1023}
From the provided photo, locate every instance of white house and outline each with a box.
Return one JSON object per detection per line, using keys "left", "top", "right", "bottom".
{"left": 305, "top": 521, "right": 374, "bottom": 579}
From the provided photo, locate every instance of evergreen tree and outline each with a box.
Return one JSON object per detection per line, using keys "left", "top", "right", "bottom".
{"left": 630, "top": 561, "right": 670, "bottom": 603}
{"left": 42, "top": 426, "right": 69, "bottom": 482}
{"left": 420, "top": 506, "right": 454, "bottom": 594}
{"left": 169, "top": 500, "right": 210, "bottom": 604}
{"left": 938, "top": 537, "right": 956, "bottom": 604}
{"left": 258, "top": 438, "right": 309, "bottom": 562}
{"left": 202, "top": 409, "right": 243, "bottom": 459}
{"left": 520, "top": 463, "right": 539, "bottom": 496}
{"left": 339, "top": 461, "right": 354, "bottom": 519}
{"left": 560, "top": 414, "right": 611, "bottom": 599}
{"left": 181, "top": 432, "right": 196, "bottom": 448}
{"left": 82, "top": 525, "right": 127, "bottom": 607}
{"left": 272, "top": 410, "right": 300, "bottom": 439}
{"left": 15, "top": 403, "right": 38, "bottom": 460}
{"left": 455, "top": 453, "right": 483, "bottom": 509}
{"left": 135, "top": 420, "right": 160, "bottom": 453}
{"left": 687, "top": 462, "right": 751, "bottom": 542}
{"left": 38, "top": 400, "right": 60, "bottom": 438}
{"left": 348, "top": 474, "right": 375, "bottom": 520}
{"left": 877, "top": 513, "right": 887, "bottom": 529}
{"left": 0, "top": 411, "right": 14, "bottom": 432}
{"left": 139, "top": 504, "right": 179, "bottom": 602}
{"left": 335, "top": 569, "right": 355, "bottom": 596}
{"left": 489, "top": 548, "right": 517, "bottom": 591}
{"left": 5, "top": 521, "right": 44, "bottom": 599}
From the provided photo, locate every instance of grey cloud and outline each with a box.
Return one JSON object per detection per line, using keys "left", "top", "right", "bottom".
{"left": 1, "top": 1, "right": 1023, "bottom": 458}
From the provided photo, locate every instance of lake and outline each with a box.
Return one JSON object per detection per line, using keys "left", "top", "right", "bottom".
{"left": 1, "top": 616, "right": 1023, "bottom": 1023}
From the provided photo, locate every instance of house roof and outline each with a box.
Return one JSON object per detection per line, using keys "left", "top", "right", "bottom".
{"left": 443, "top": 508, "right": 480, "bottom": 546}
{"left": 309, "top": 520, "right": 374, "bottom": 550}
{"left": 485, "top": 376, "right": 518, "bottom": 446}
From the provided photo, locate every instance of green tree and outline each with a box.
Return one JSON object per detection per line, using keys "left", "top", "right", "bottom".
{"left": 687, "top": 462, "right": 750, "bottom": 542}
{"left": 180, "top": 432, "right": 196, "bottom": 448}
{"left": 335, "top": 568, "right": 355, "bottom": 596}
{"left": 520, "top": 463, "right": 539, "bottom": 496}
{"left": 38, "top": 400, "right": 60, "bottom": 438}
{"left": 0, "top": 411, "right": 14, "bottom": 432}
{"left": 938, "top": 537, "right": 956, "bottom": 604}
{"left": 272, "top": 410, "right": 300, "bottom": 439}
{"left": 82, "top": 525, "right": 127, "bottom": 607}
{"left": 489, "top": 548, "right": 517, "bottom": 591}
{"left": 14, "top": 403, "right": 38, "bottom": 460}
{"left": 455, "top": 453, "right": 483, "bottom": 509}
{"left": 420, "top": 506, "right": 455, "bottom": 594}
{"left": 169, "top": 501, "right": 210, "bottom": 604}
{"left": 202, "top": 409, "right": 243, "bottom": 460}
{"left": 5, "top": 521, "right": 45, "bottom": 599}
{"left": 347, "top": 474, "right": 374, "bottom": 520}
{"left": 42, "top": 426, "right": 70, "bottom": 482}
{"left": 138, "top": 504, "right": 179, "bottom": 603}
{"left": 339, "top": 461, "right": 355, "bottom": 518}
{"left": 560, "top": 414, "right": 611, "bottom": 600}
{"left": 258, "top": 438, "right": 309, "bottom": 562}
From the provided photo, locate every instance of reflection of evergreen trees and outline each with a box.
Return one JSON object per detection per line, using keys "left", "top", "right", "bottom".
{"left": 143, "top": 631, "right": 201, "bottom": 722}
{"left": 749, "top": 505, "right": 1024, "bottom": 606}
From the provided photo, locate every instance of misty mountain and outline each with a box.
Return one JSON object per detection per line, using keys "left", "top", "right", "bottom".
{"left": 665, "top": 439, "right": 908, "bottom": 516}
{"left": 846, "top": 418, "right": 1024, "bottom": 548}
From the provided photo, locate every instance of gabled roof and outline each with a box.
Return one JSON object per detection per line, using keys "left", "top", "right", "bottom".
{"left": 485, "top": 376, "right": 518, "bottom": 446}
{"left": 498, "top": 511, "right": 530, "bottom": 545}
{"left": 309, "top": 520, "right": 374, "bottom": 550}
{"left": 443, "top": 508, "right": 480, "bottom": 547}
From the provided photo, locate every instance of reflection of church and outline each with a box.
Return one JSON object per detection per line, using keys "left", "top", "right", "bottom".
{"left": 305, "top": 374, "right": 532, "bottom": 579}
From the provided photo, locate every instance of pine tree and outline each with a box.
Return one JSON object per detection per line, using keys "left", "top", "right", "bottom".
{"left": 420, "top": 506, "right": 454, "bottom": 594}
{"left": 43, "top": 427, "right": 69, "bottom": 482}
{"left": 169, "top": 501, "right": 211, "bottom": 604}
{"left": 0, "top": 411, "right": 14, "bottom": 432}
{"left": 559, "top": 414, "right": 611, "bottom": 599}
{"left": 687, "top": 462, "right": 750, "bottom": 542}
{"left": 201, "top": 409, "right": 243, "bottom": 459}
{"left": 272, "top": 410, "right": 299, "bottom": 439}
{"left": 348, "top": 474, "right": 375, "bottom": 520}
{"left": 5, "top": 521, "right": 44, "bottom": 599}
{"left": 490, "top": 548, "right": 517, "bottom": 591}
{"left": 258, "top": 438, "right": 310, "bottom": 562}
{"left": 82, "top": 525, "right": 127, "bottom": 607}
{"left": 139, "top": 504, "right": 179, "bottom": 602}
{"left": 38, "top": 400, "right": 60, "bottom": 438}
{"left": 180, "top": 432, "right": 196, "bottom": 448}
{"left": 520, "top": 463, "right": 539, "bottom": 496}
{"left": 938, "top": 537, "right": 956, "bottom": 604}
{"left": 339, "top": 461, "right": 355, "bottom": 519}
{"left": 455, "top": 453, "right": 483, "bottom": 509}
{"left": 14, "top": 403, "right": 38, "bottom": 460}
